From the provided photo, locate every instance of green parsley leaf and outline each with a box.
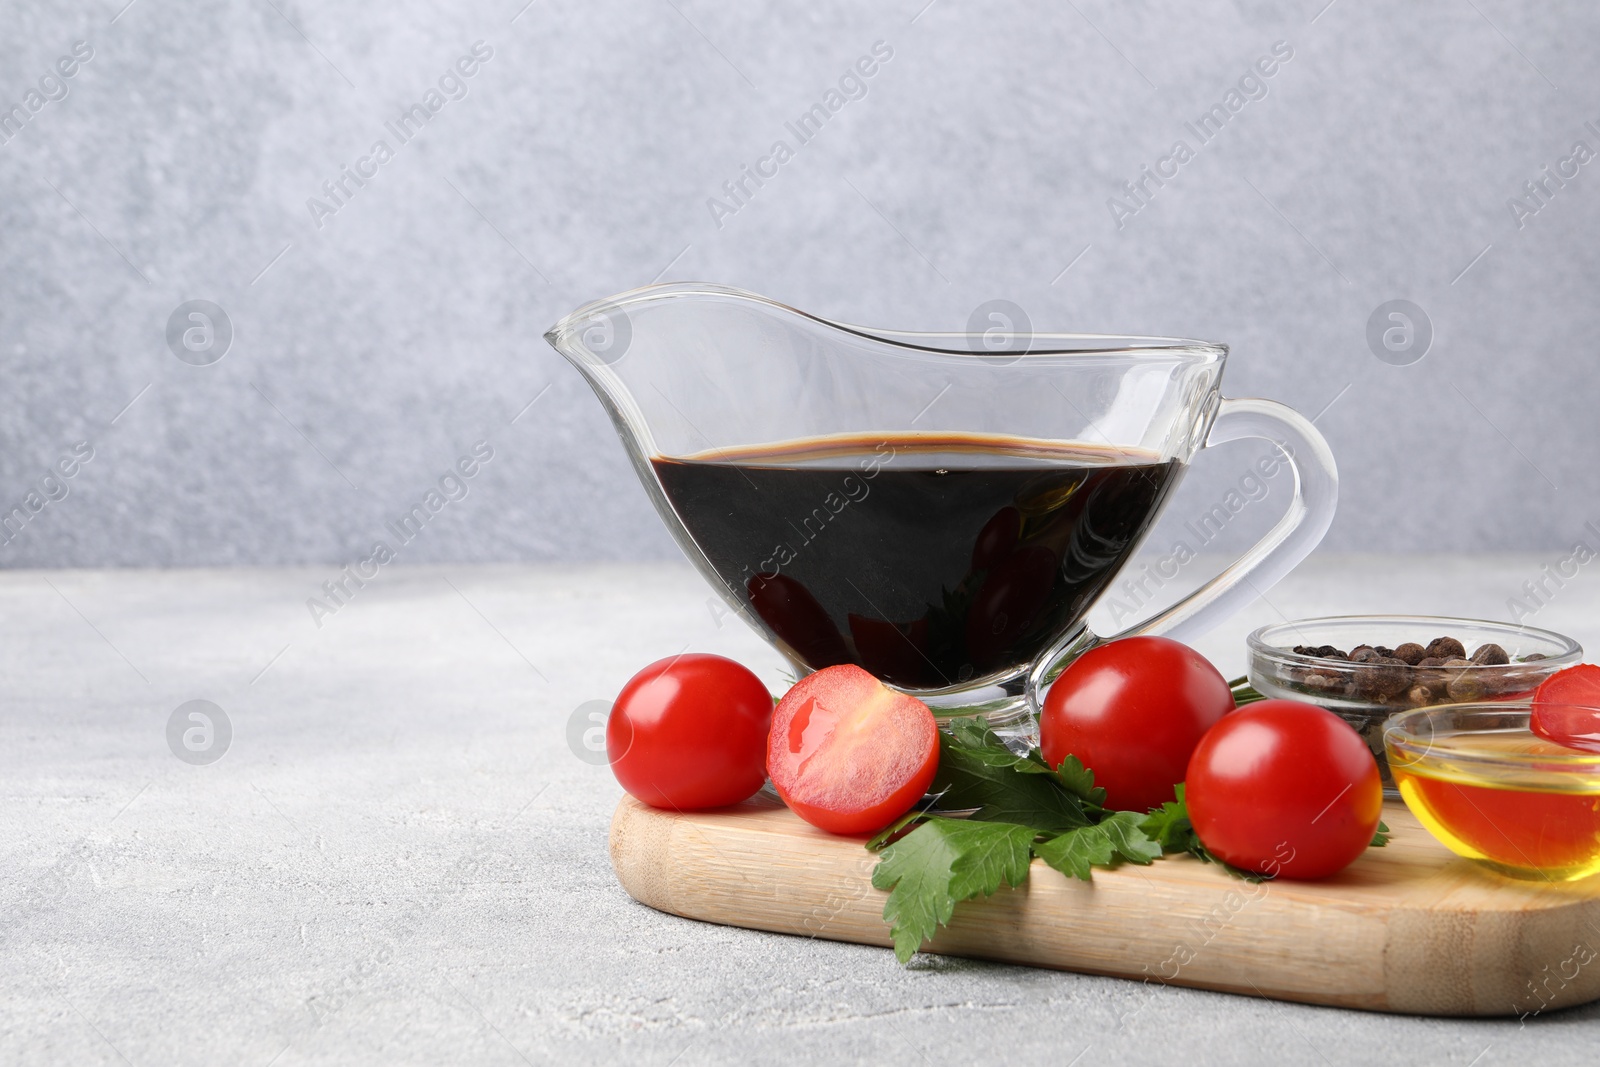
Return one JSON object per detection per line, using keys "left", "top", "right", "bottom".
{"left": 942, "top": 721, "right": 1106, "bottom": 805}
{"left": 1044, "top": 753, "right": 1108, "bottom": 808}
{"left": 931, "top": 727, "right": 1094, "bottom": 832}
{"left": 871, "top": 817, "right": 1036, "bottom": 963}
{"left": 1034, "top": 811, "right": 1162, "bottom": 881}
{"left": 947, "top": 821, "right": 1037, "bottom": 900}
{"left": 865, "top": 806, "right": 931, "bottom": 851}
{"left": 1370, "top": 820, "right": 1390, "bottom": 847}
{"left": 943, "top": 717, "right": 1013, "bottom": 758}
{"left": 1139, "top": 783, "right": 1199, "bottom": 853}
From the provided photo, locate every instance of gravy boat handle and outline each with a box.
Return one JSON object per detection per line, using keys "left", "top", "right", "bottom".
{"left": 1026, "top": 396, "right": 1338, "bottom": 709}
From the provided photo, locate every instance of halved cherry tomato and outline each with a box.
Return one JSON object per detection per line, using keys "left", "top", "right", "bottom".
{"left": 1530, "top": 663, "right": 1600, "bottom": 751}
{"left": 607, "top": 654, "right": 772, "bottom": 810}
{"left": 767, "top": 664, "right": 939, "bottom": 835}
{"left": 1186, "top": 699, "right": 1382, "bottom": 880}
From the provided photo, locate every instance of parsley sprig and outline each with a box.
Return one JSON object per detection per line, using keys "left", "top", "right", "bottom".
{"left": 866, "top": 719, "right": 1387, "bottom": 962}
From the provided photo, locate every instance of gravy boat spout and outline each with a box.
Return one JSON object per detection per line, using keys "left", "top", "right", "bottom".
{"left": 546, "top": 283, "right": 1336, "bottom": 737}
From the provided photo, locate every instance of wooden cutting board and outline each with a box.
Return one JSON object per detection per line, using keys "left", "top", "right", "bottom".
{"left": 609, "top": 794, "right": 1600, "bottom": 1017}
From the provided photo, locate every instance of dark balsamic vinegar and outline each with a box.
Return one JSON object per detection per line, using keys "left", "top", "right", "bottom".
{"left": 653, "top": 433, "right": 1183, "bottom": 689}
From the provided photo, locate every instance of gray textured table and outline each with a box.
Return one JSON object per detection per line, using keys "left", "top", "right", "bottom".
{"left": 5, "top": 557, "right": 1599, "bottom": 1065}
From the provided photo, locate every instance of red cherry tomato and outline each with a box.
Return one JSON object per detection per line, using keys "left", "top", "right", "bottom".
{"left": 1186, "top": 699, "right": 1382, "bottom": 880}
{"left": 1039, "top": 636, "right": 1233, "bottom": 812}
{"left": 767, "top": 664, "right": 939, "bottom": 835}
{"left": 607, "top": 653, "right": 772, "bottom": 811}
{"left": 1531, "top": 664, "right": 1600, "bottom": 751}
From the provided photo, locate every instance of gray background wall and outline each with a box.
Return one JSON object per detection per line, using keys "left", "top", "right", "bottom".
{"left": 2, "top": 0, "right": 1598, "bottom": 569}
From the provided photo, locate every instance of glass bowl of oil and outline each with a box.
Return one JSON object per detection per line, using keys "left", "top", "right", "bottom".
{"left": 1384, "top": 703, "right": 1600, "bottom": 881}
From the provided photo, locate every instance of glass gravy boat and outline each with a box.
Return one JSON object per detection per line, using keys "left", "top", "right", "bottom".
{"left": 546, "top": 284, "right": 1336, "bottom": 735}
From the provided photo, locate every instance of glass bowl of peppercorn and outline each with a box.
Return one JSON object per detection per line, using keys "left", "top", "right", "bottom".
{"left": 1246, "top": 615, "right": 1582, "bottom": 795}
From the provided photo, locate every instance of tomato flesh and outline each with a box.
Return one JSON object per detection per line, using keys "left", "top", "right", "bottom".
{"left": 607, "top": 653, "right": 772, "bottom": 811}
{"left": 1040, "top": 635, "right": 1234, "bottom": 812}
{"left": 1185, "top": 699, "right": 1382, "bottom": 880}
{"left": 768, "top": 664, "right": 939, "bottom": 835}
{"left": 1530, "top": 664, "right": 1600, "bottom": 752}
